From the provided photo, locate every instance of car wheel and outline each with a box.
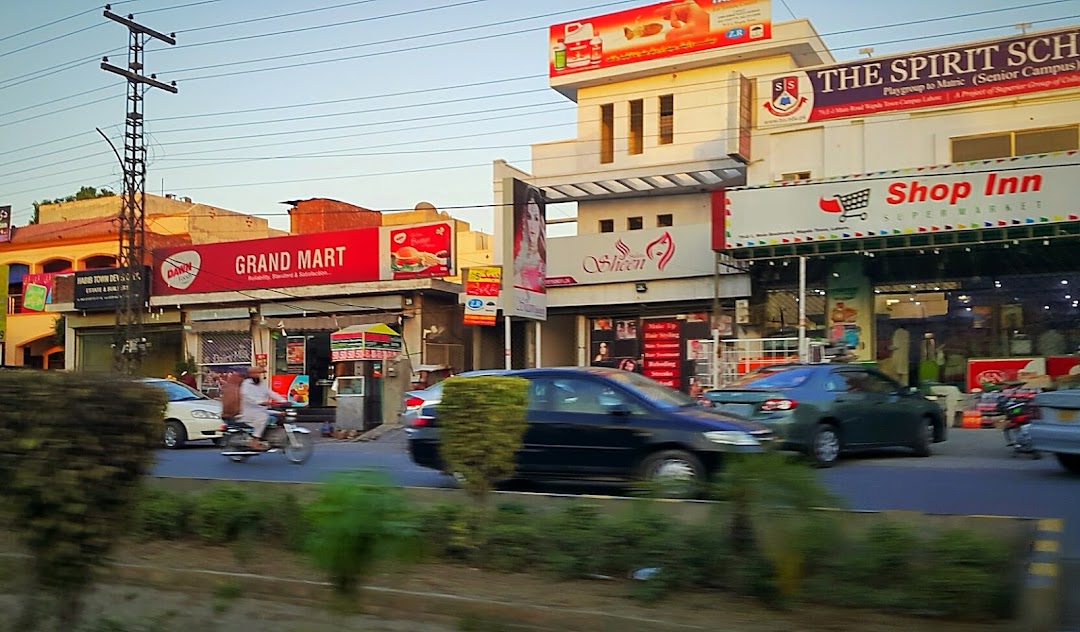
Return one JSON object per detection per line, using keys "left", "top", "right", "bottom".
{"left": 638, "top": 449, "right": 705, "bottom": 498}
{"left": 911, "top": 417, "right": 934, "bottom": 457}
{"left": 811, "top": 424, "right": 841, "bottom": 467}
{"left": 163, "top": 420, "right": 187, "bottom": 449}
{"left": 1056, "top": 453, "right": 1080, "bottom": 474}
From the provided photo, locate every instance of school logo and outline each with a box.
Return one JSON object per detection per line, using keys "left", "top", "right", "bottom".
{"left": 764, "top": 76, "right": 807, "bottom": 117}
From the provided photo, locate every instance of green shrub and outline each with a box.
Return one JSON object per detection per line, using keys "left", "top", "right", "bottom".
{"left": 190, "top": 486, "right": 261, "bottom": 544}
{"left": 0, "top": 370, "right": 165, "bottom": 631}
{"left": 437, "top": 376, "right": 529, "bottom": 504}
{"left": 304, "top": 471, "right": 420, "bottom": 596}
{"left": 916, "top": 529, "right": 1012, "bottom": 619}
{"left": 479, "top": 502, "right": 541, "bottom": 572}
{"left": 540, "top": 503, "right": 607, "bottom": 579}
{"left": 133, "top": 488, "right": 192, "bottom": 540}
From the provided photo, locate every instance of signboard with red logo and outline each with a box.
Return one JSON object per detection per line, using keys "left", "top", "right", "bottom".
{"left": 758, "top": 26, "right": 1080, "bottom": 128}
{"left": 20, "top": 272, "right": 58, "bottom": 313}
{"left": 967, "top": 356, "right": 1080, "bottom": 391}
{"left": 154, "top": 227, "right": 381, "bottom": 295}
{"left": 546, "top": 225, "right": 710, "bottom": 287}
{"left": 641, "top": 319, "right": 682, "bottom": 388}
{"left": 548, "top": 0, "right": 772, "bottom": 77}
{"left": 383, "top": 221, "right": 455, "bottom": 280}
{"left": 330, "top": 323, "right": 403, "bottom": 362}
{"left": 718, "top": 152, "right": 1080, "bottom": 250}
{"left": 0, "top": 205, "right": 11, "bottom": 243}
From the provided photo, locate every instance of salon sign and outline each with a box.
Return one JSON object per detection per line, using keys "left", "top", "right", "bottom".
{"left": 545, "top": 224, "right": 714, "bottom": 287}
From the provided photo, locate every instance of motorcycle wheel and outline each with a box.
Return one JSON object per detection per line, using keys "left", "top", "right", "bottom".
{"left": 284, "top": 431, "right": 314, "bottom": 465}
{"left": 222, "top": 433, "right": 252, "bottom": 463}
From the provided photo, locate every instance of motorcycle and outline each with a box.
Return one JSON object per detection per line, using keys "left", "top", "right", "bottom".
{"left": 218, "top": 405, "right": 314, "bottom": 464}
{"left": 996, "top": 392, "right": 1041, "bottom": 459}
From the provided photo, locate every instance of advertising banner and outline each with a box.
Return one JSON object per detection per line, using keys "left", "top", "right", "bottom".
{"left": 74, "top": 266, "right": 150, "bottom": 311}
{"left": 758, "top": 26, "right": 1080, "bottom": 128}
{"left": 501, "top": 178, "right": 547, "bottom": 321}
{"left": 549, "top": 0, "right": 771, "bottom": 77}
{"left": 20, "top": 272, "right": 58, "bottom": 313}
{"left": 825, "top": 259, "right": 874, "bottom": 362}
{"left": 286, "top": 336, "right": 306, "bottom": 373}
{"left": 463, "top": 266, "right": 501, "bottom": 326}
{"left": 641, "top": 318, "right": 682, "bottom": 388}
{"left": 719, "top": 152, "right": 1080, "bottom": 250}
{"left": 383, "top": 221, "right": 455, "bottom": 280}
{"left": 330, "top": 323, "right": 403, "bottom": 362}
{"left": 545, "top": 224, "right": 710, "bottom": 287}
{"left": 271, "top": 374, "right": 310, "bottom": 408}
{"left": 154, "top": 227, "right": 381, "bottom": 296}
{"left": 0, "top": 264, "right": 8, "bottom": 346}
{"left": 0, "top": 205, "right": 11, "bottom": 243}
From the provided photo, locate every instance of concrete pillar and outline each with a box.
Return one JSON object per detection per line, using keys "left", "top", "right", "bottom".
{"left": 576, "top": 314, "right": 588, "bottom": 367}
{"left": 400, "top": 293, "right": 422, "bottom": 375}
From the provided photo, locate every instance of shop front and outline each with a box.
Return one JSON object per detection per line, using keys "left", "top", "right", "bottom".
{"left": 715, "top": 152, "right": 1080, "bottom": 392}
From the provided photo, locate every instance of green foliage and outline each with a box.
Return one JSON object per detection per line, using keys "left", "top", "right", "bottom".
{"left": 133, "top": 488, "right": 192, "bottom": 540}
{"left": 916, "top": 529, "right": 1013, "bottom": 619}
{"left": 53, "top": 316, "right": 66, "bottom": 346}
{"left": 304, "top": 471, "right": 420, "bottom": 596}
{"left": 190, "top": 486, "right": 262, "bottom": 544}
{"left": 436, "top": 376, "right": 529, "bottom": 503}
{"left": 173, "top": 355, "right": 198, "bottom": 377}
{"left": 0, "top": 370, "right": 165, "bottom": 631}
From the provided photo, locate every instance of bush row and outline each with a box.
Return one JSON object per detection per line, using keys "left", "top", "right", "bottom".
{"left": 132, "top": 483, "right": 1018, "bottom": 620}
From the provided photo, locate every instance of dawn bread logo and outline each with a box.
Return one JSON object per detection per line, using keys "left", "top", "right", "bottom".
{"left": 393, "top": 232, "right": 406, "bottom": 244}
{"left": 161, "top": 250, "right": 201, "bottom": 290}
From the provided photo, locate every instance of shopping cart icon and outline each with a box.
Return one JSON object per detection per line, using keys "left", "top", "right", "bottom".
{"left": 819, "top": 188, "right": 870, "bottom": 222}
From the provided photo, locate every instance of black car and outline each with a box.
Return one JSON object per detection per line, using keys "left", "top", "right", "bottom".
{"left": 406, "top": 366, "right": 773, "bottom": 491}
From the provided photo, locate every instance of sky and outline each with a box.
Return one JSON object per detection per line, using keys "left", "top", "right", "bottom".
{"left": 1, "top": 0, "right": 1077, "bottom": 239}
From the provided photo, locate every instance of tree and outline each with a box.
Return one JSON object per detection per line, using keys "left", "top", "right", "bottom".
{"left": 30, "top": 186, "right": 116, "bottom": 225}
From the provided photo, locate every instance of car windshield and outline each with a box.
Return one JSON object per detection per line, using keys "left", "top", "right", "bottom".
{"left": 729, "top": 367, "right": 815, "bottom": 390}
{"left": 603, "top": 370, "right": 697, "bottom": 409}
{"left": 149, "top": 379, "right": 208, "bottom": 402}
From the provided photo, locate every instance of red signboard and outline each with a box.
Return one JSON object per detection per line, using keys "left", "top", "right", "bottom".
{"left": 20, "top": 272, "right": 59, "bottom": 312}
{"left": 641, "top": 319, "right": 682, "bottom": 388}
{"left": 153, "top": 227, "right": 380, "bottom": 295}
{"left": 388, "top": 221, "right": 454, "bottom": 280}
{"left": 549, "top": 0, "right": 772, "bottom": 77}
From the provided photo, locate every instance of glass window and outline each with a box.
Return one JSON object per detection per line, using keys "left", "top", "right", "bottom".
{"left": 627, "top": 216, "right": 643, "bottom": 230}
{"left": 149, "top": 379, "right": 208, "bottom": 402}
{"left": 599, "top": 219, "right": 614, "bottom": 233}
{"left": 545, "top": 378, "right": 632, "bottom": 414}
{"left": 1016, "top": 126, "right": 1078, "bottom": 156}
{"left": 600, "top": 103, "right": 614, "bottom": 164}
{"left": 604, "top": 370, "right": 696, "bottom": 409}
{"left": 658, "top": 94, "right": 674, "bottom": 145}
{"left": 657, "top": 213, "right": 673, "bottom": 227}
{"left": 732, "top": 367, "right": 814, "bottom": 389}
{"left": 952, "top": 134, "right": 1012, "bottom": 162}
{"left": 952, "top": 125, "right": 1079, "bottom": 162}
{"left": 629, "top": 99, "right": 644, "bottom": 155}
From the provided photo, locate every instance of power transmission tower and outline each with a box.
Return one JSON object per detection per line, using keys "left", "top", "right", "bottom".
{"left": 101, "top": 5, "right": 177, "bottom": 375}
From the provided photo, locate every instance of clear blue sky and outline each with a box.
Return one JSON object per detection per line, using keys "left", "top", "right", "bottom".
{"left": 1, "top": 0, "right": 1076, "bottom": 237}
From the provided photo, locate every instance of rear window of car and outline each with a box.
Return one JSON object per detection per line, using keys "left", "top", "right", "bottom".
{"left": 730, "top": 367, "right": 815, "bottom": 390}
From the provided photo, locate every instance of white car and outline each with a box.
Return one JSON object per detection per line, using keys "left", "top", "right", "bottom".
{"left": 144, "top": 378, "right": 224, "bottom": 449}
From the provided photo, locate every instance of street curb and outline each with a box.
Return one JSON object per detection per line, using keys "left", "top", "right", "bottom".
{"left": 1019, "top": 518, "right": 1065, "bottom": 632}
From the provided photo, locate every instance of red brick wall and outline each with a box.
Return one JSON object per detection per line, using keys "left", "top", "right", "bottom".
{"left": 288, "top": 198, "right": 382, "bottom": 234}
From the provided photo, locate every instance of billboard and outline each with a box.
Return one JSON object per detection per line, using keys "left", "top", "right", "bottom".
{"left": 383, "top": 221, "right": 455, "bottom": 280}
{"left": 0, "top": 205, "right": 10, "bottom": 243}
{"left": 549, "top": 0, "right": 771, "bottom": 77}
{"left": 501, "top": 178, "right": 547, "bottom": 321}
{"left": 758, "top": 25, "right": 1080, "bottom": 128}
{"left": 463, "top": 266, "right": 501, "bottom": 326}
{"left": 20, "top": 272, "right": 58, "bottom": 313}
{"left": 718, "top": 152, "right": 1080, "bottom": 250}
{"left": 545, "top": 225, "right": 710, "bottom": 287}
{"left": 73, "top": 266, "right": 150, "bottom": 311}
{"left": 0, "top": 264, "right": 7, "bottom": 346}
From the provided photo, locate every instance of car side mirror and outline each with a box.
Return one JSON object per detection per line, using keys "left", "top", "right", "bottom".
{"left": 903, "top": 386, "right": 920, "bottom": 396}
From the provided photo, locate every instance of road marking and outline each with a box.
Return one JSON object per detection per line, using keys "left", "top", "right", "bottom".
{"left": 1034, "top": 539, "right": 1061, "bottom": 553}
{"left": 1038, "top": 518, "right": 1065, "bottom": 532}
{"left": 1028, "top": 562, "right": 1058, "bottom": 577}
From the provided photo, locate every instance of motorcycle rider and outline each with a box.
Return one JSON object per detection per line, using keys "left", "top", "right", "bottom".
{"left": 240, "top": 365, "right": 287, "bottom": 450}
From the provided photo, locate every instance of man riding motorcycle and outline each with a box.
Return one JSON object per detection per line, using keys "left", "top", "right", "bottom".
{"left": 240, "top": 366, "right": 286, "bottom": 450}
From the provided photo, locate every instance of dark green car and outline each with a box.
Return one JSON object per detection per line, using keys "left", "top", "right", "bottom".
{"left": 701, "top": 364, "right": 947, "bottom": 466}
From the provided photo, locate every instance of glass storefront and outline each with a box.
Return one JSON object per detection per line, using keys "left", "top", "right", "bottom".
{"left": 76, "top": 326, "right": 183, "bottom": 377}
{"left": 588, "top": 312, "right": 713, "bottom": 394}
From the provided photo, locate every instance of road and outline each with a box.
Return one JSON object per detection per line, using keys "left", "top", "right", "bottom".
{"left": 153, "top": 428, "right": 1078, "bottom": 630}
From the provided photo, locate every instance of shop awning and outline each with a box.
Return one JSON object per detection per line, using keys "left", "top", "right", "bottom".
{"left": 330, "top": 323, "right": 403, "bottom": 361}
{"left": 535, "top": 159, "right": 745, "bottom": 202}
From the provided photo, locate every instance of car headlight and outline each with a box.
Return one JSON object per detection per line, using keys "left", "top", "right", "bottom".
{"left": 190, "top": 409, "right": 219, "bottom": 419}
{"left": 704, "top": 430, "right": 760, "bottom": 447}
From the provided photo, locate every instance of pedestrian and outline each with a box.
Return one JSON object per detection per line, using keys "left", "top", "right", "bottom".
{"left": 178, "top": 370, "right": 197, "bottom": 389}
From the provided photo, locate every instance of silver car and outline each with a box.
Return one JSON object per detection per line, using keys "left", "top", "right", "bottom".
{"left": 399, "top": 370, "right": 504, "bottom": 427}
{"left": 1030, "top": 389, "right": 1080, "bottom": 474}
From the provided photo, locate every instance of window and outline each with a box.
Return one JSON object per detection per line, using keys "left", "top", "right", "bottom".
{"left": 952, "top": 125, "right": 1079, "bottom": 162}
{"left": 733, "top": 367, "right": 814, "bottom": 390}
{"left": 781, "top": 171, "right": 811, "bottom": 181}
{"left": 656, "top": 214, "right": 673, "bottom": 227}
{"left": 659, "top": 94, "right": 674, "bottom": 145}
{"left": 598, "top": 219, "right": 614, "bottom": 233}
{"left": 600, "top": 103, "right": 614, "bottom": 164}
{"left": 627, "top": 216, "right": 643, "bottom": 230}
{"left": 629, "top": 99, "right": 644, "bottom": 155}
{"left": 533, "top": 378, "right": 633, "bottom": 415}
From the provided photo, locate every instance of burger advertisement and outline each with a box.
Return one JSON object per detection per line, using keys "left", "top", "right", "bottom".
{"left": 388, "top": 221, "right": 455, "bottom": 280}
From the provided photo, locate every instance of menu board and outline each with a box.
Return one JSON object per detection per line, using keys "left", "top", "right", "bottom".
{"left": 641, "top": 319, "right": 681, "bottom": 388}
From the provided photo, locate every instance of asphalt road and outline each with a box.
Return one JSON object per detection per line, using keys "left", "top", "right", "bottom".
{"left": 153, "top": 428, "right": 1078, "bottom": 630}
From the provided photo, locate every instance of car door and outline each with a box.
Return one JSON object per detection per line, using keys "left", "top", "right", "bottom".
{"left": 826, "top": 369, "right": 891, "bottom": 447}
{"left": 863, "top": 369, "right": 922, "bottom": 445}
{"left": 515, "top": 377, "right": 559, "bottom": 474}
{"left": 530, "top": 376, "right": 648, "bottom": 476}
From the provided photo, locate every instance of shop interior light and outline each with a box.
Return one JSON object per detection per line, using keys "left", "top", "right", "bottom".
{"left": 1062, "top": 280, "right": 1070, "bottom": 285}
{"left": 966, "top": 307, "right": 973, "bottom": 312}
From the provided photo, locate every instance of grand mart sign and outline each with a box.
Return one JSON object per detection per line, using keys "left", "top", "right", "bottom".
{"left": 153, "top": 221, "right": 455, "bottom": 296}
{"left": 545, "top": 224, "right": 713, "bottom": 287}
{"left": 758, "top": 26, "right": 1080, "bottom": 127}
{"left": 719, "top": 152, "right": 1080, "bottom": 250}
